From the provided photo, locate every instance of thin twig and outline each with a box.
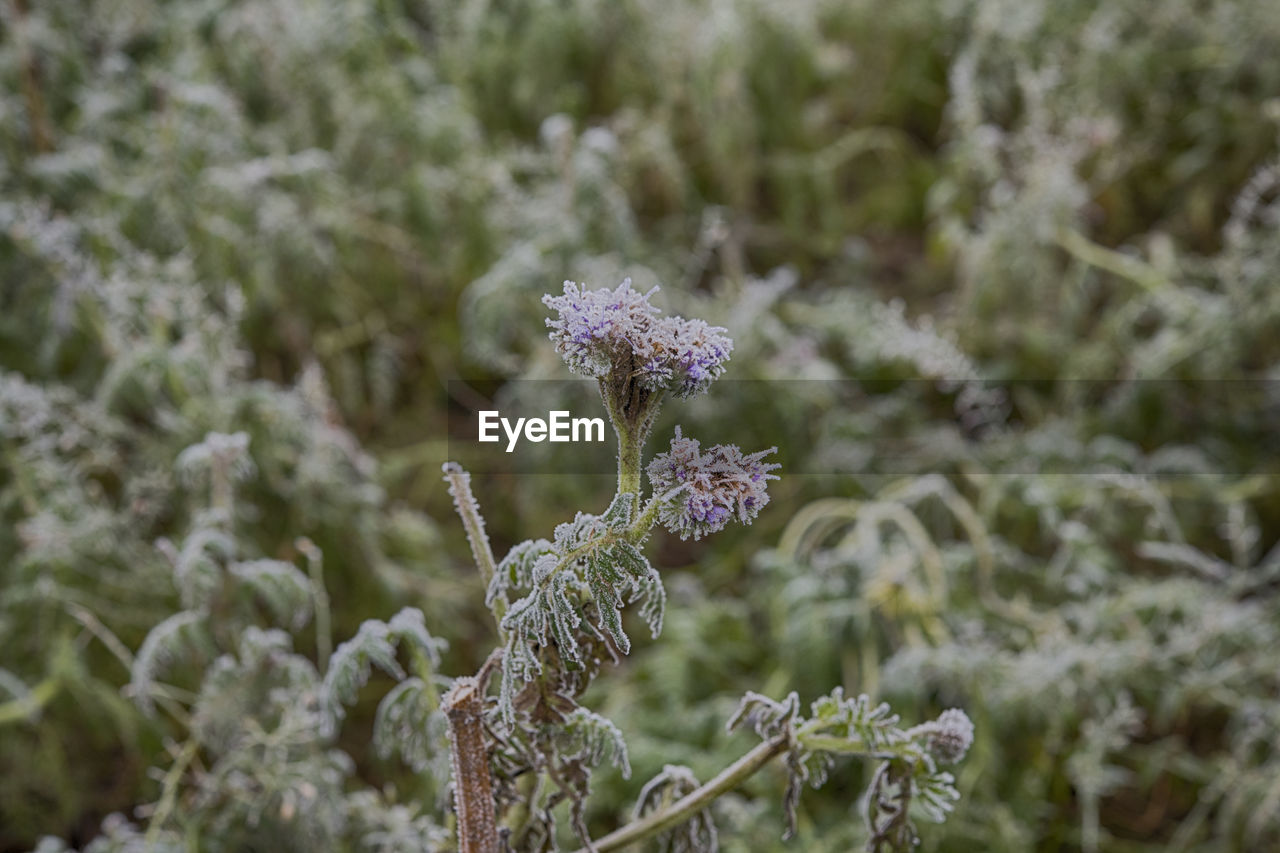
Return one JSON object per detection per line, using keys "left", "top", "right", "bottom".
{"left": 572, "top": 733, "right": 791, "bottom": 853}
{"left": 443, "top": 463, "right": 499, "bottom": 588}
{"left": 143, "top": 738, "right": 198, "bottom": 851}
{"left": 296, "top": 538, "right": 332, "bottom": 671}
{"left": 0, "top": 676, "right": 60, "bottom": 727}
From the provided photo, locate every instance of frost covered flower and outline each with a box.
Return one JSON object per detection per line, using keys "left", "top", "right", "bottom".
{"left": 640, "top": 316, "right": 735, "bottom": 398}
{"left": 542, "top": 279, "right": 661, "bottom": 379}
{"left": 647, "top": 428, "right": 780, "bottom": 540}
{"left": 919, "top": 708, "right": 974, "bottom": 764}
{"left": 543, "top": 279, "right": 733, "bottom": 399}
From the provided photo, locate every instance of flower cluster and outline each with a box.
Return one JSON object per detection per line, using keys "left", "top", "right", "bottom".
{"left": 647, "top": 427, "right": 780, "bottom": 540}
{"left": 543, "top": 279, "right": 733, "bottom": 398}
{"left": 914, "top": 708, "right": 975, "bottom": 764}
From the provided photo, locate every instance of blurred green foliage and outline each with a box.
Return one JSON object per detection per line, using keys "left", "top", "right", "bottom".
{"left": 2, "top": 0, "right": 1278, "bottom": 850}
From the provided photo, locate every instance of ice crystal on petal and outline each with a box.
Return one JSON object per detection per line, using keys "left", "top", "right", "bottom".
{"left": 648, "top": 428, "right": 780, "bottom": 540}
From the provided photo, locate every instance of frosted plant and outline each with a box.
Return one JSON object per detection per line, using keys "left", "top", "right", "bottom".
{"left": 396, "top": 280, "right": 973, "bottom": 852}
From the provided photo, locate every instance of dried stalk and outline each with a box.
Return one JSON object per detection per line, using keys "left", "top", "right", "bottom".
{"left": 444, "top": 676, "right": 499, "bottom": 853}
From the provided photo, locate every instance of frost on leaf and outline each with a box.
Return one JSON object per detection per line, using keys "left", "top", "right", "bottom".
{"left": 229, "top": 559, "right": 314, "bottom": 630}
{"left": 373, "top": 677, "right": 449, "bottom": 784}
{"left": 495, "top": 504, "right": 668, "bottom": 726}
{"left": 323, "top": 608, "right": 445, "bottom": 731}
{"left": 555, "top": 707, "right": 631, "bottom": 778}
{"left": 176, "top": 431, "right": 254, "bottom": 485}
{"left": 193, "top": 628, "right": 321, "bottom": 753}
{"left": 600, "top": 491, "right": 637, "bottom": 529}
{"left": 130, "top": 610, "right": 212, "bottom": 714}
{"left": 489, "top": 538, "right": 554, "bottom": 609}
{"left": 727, "top": 690, "right": 800, "bottom": 740}
{"left": 171, "top": 526, "right": 235, "bottom": 610}
{"left": 502, "top": 554, "right": 584, "bottom": 668}
{"left": 634, "top": 765, "right": 718, "bottom": 853}
{"left": 809, "top": 688, "right": 908, "bottom": 754}
{"left": 727, "top": 689, "right": 971, "bottom": 843}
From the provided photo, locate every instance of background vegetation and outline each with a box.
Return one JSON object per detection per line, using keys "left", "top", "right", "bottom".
{"left": 2, "top": 0, "right": 1278, "bottom": 850}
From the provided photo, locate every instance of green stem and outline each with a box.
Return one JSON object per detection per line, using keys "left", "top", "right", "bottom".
{"left": 1054, "top": 227, "right": 1166, "bottom": 293}
{"left": 144, "top": 738, "right": 198, "bottom": 851}
{"left": 572, "top": 733, "right": 791, "bottom": 853}
{"left": 599, "top": 378, "right": 663, "bottom": 515}
{"left": 0, "top": 676, "right": 60, "bottom": 727}
{"left": 296, "top": 538, "right": 332, "bottom": 672}
{"left": 616, "top": 423, "right": 643, "bottom": 503}
{"left": 629, "top": 496, "right": 663, "bottom": 541}
{"left": 793, "top": 717, "right": 927, "bottom": 762}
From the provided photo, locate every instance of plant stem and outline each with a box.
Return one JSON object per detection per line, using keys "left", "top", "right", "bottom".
{"left": 1054, "top": 227, "right": 1166, "bottom": 293}
{"left": 443, "top": 676, "right": 500, "bottom": 853}
{"left": 0, "top": 676, "right": 60, "bottom": 727}
{"left": 572, "top": 733, "right": 791, "bottom": 852}
{"left": 616, "top": 423, "right": 643, "bottom": 502}
{"left": 599, "top": 377, "right": 663, "bottom": 513}
{"left": 443, "top": 462, "right": 505, "bottom": 633}
{"left": 13, "top": 0, "right": 54, "bottom": 154}
{"left": 627, "top": 496, "right": 663, "bottom": 542}
{"left": 296, "top": 538, "right": 332, "bottom": 671}
{"left": 144, "top": 738, "right": 198, "bottom": 851}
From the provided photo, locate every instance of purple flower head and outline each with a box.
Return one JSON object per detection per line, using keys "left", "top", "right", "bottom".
{"left": 647, "top": 428, "right": 780, "bottom": 540}
{"left": 542, "top": 279, "right": 661, "bottom": 379}
{"left": 543, "top": 280, "right": 733, "bottom": 398}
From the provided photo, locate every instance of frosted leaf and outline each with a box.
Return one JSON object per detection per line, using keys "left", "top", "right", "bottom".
{"left": 490, "top": 538, "right": 554, "bottom": 608}
{"left": 810, "top": 688, "right": 908, "bottom": 753}
{"left": 556, "top": 707, "right": 631, "bottom": 778}
{"left": 130, "top": 610, "right": 212, "bottom": 714}
{"left": 600, "top": 491, "right": 637, "bottom": 530}
{"left": 502, "top": 559, "right": 583, "bottom": 668}
{"left": 386, "top": 608, "right": 446, "bottom": 668}
{"left": 193, "top": 628, "right": 320, "bottom": 753}
{"left": 229, "top": 559, "right": 314, "bottom": 630}
{"left": 176, "top": 431, "right": 254, "bottom": 484}
{"left": 372, "top": 677, "right": 449, "bottom": 782}
{"left": 324, "top": 608, "right": 445, "bottom": 729}
{"left": 345, "top": 790, "right": 449, "bottom": 853}
{"left": 914, "top": 769, "right": 962, "bottom": 823}
{"left": 727, "top": 691, "right": 800, "bottom": 740}
{"left": 635, "top": 567, "right": 667, "bottom": 638}
{"left": 553, "top": 510, "right": 607, "bottom": 553}
{"left": 172, "top": 526, "right": 236, "bottom": 610}
{"left": 634, "top": 765, "right": 718, "bottom": 853}
{"left": 497, "top": 636, "right": 541, "bottom": 728}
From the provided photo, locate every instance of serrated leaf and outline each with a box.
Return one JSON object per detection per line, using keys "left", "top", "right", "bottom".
{"left": 372, "top": 677, "right": 448, "bottom": 781}
{"left": 601, "top": 492, "right": 636, "bottom": 530}
{"left": 230, "top": 558, "right": 313, "bottom": 630}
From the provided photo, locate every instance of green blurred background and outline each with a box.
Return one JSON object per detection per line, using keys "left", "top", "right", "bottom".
{"left": 2, "top": 0, "right": 1279, "bottom": 850}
